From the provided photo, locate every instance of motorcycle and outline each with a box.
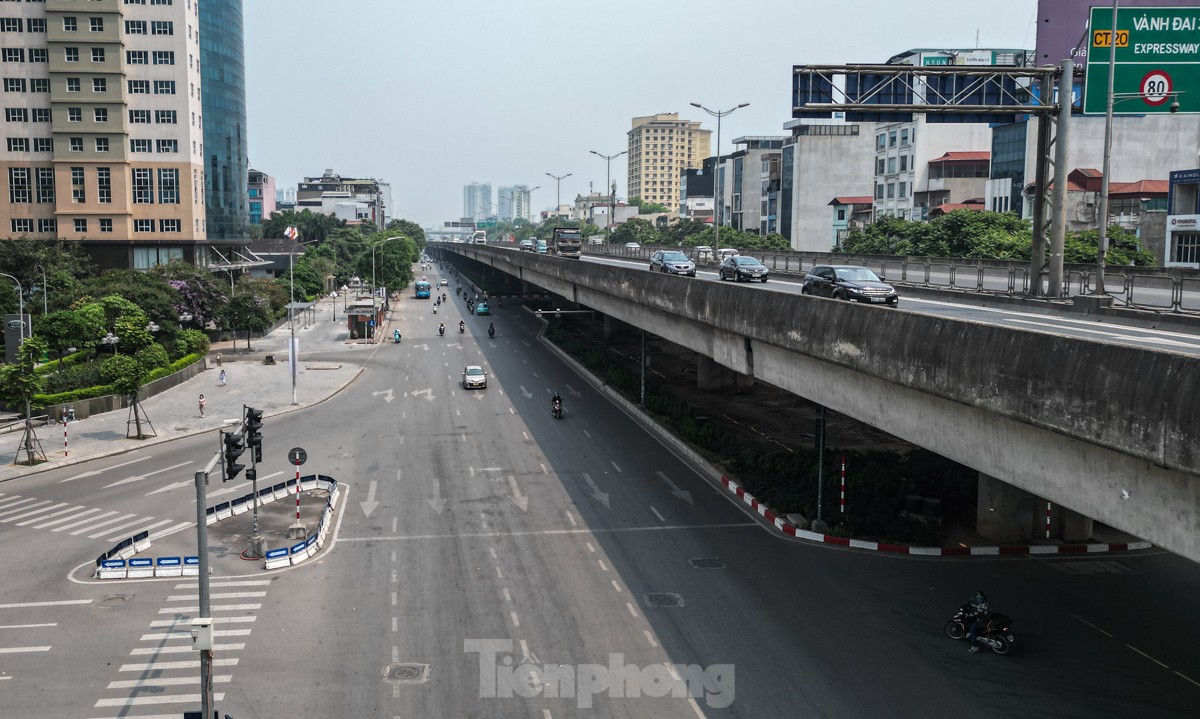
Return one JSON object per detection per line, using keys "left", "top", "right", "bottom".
{"left": 945, "top": 606, "right": 1015, "bottom": 655}
{"left": 393, "top": 329, "right": 401, "bottom": 343}
{"left": 488, "top": 325, "right": 495, "bottom": 338}
{"left": 438, "top": 325, "right": 445, "bottom": 337}
{"left": 433, "top": 305, "right": 438, "bottom": 314}
{"left": 552, "top": 398, "right": 563, "bottom": 419}
{"left": 459, "top": 322, "right": 465, "bottom": 334}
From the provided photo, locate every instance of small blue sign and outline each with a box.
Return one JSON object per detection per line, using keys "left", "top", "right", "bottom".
{"left": 102, "top": 559, "right": 126, "bottom": 569}
{"left": 369, "top": 319, "right": 376, "bottom": 327}
{"left": 266, "top": 548, "right": 289, "bottom": 560}
{"left": 129, "top": 558, "right": 153, "bottom": 567}
{"left": 290, "top": 540, "right": 308, "bottom": 554}
{"left": 157, "top": 557, "right": 182, "bottom": 566}
{"left": 184, "top": 556, "right": 200, "bottom": 566}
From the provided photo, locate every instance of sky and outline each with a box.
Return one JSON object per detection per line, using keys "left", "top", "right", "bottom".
{"left": 244, "top": 0, "right": 1040, "bottom": 229}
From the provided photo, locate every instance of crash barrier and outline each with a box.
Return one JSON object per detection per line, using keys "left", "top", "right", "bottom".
{"left": 204, "top": 474, "right": 338, "bottom": 527}
{"left": 94, "top": 529, "right": 202, "bottom": 579}
{"left": 263, "top": 475, "right": 340, "bottom": 570}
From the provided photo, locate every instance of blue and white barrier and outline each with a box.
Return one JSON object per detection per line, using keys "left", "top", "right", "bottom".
{"left": 261, "top": 475, "right": 340, "bottom": 570}
{"left": 205, "top": 474, "right": 339, "bottom": 526}
{"left": 93, "top": 526, "right": 198, "bottom": 580}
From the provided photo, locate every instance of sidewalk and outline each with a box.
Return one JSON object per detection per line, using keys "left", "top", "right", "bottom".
{"left": 0, "top": 295, "right": 365, "bottom": 483}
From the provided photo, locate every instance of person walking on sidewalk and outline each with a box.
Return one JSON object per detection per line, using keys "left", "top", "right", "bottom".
{"left": 219, "top": 369, "right": 227, "bottom": 386}
{"left": 198, "top": 393, "right": 207, "bottom": 417}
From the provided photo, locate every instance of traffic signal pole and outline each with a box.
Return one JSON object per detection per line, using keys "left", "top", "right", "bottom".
{"left": 192, "top": 455, "right": 218, "bottom": 719}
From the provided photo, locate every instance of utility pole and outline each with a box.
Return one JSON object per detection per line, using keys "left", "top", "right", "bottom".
{"left": 691, "top": 102, "right": 749, "bottom": 249}
{"left": 545, "top": 172, "right": 572, "bottom": 219}
{"left": 590, "top": 150, "right": 627, "bottom": 231}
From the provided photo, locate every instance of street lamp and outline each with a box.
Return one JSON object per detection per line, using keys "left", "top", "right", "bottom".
{"left": 34, "top": 264, "right": 47, "bottom": 315}
{"left": 101, "top": 332, "right": 119, "bottom": 354}
{"left": 179, "top": 312, "right": 193, "bottom": 325}
{"left": 0, "top": 272, "right": 25, "bottom": 340}
{"left": 371, "top": 236, "right": 406, "bottom": 295}
{"left": 288, "top": 237, "right": 317, "bottom": 405}
{"left": 546, "top": 172, "right": 572, "bottom": 219}
{"left": 691, "top": 101, "right": 749, "bottom": 250}
{"left": 589, "top": 150, "right": 627, "bottom": 231}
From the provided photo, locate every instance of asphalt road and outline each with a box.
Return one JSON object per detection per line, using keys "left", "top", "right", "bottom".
{"left": 1, "top": 276, "right": 1198, "bottom": 717}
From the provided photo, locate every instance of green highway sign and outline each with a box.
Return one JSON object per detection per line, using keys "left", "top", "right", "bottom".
{"left": 1083, "top": 5, "right": 1200, "bottom": 115}
{"left": 477, "top": 220, "right": 497, "bottom": 229}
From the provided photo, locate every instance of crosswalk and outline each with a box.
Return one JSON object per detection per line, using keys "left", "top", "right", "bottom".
{"left": 86, "top": 578, "right": 269, "bottom": 718}
{"left": 0, "top": 492, "right": 191, "bottom": 543}
{"left": 0, "top": 599, "right": 94, "bottom": 683}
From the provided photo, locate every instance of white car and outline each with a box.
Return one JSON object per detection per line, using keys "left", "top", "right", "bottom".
{"left": 624, "top": 242, "right": 641, "bottom": 250}
{"left": 462, "top": 365, "right": 487, "bottom": 390}
{"left": 716, "top": 248, "right": 740, "bottom": 262}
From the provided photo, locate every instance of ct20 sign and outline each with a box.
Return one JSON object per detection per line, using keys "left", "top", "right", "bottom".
{"left": 1083, "top": 5, "right": 1200, "bottom": 115}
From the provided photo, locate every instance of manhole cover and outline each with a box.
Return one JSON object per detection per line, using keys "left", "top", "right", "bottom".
{"left": 689, "top": 557, "right": 725, "bottom": 569}
{"left": 384, "top": 662, "right": 430, "bottom": 684}
{"left": 98, "top": 595, "right": 129, "bottom": 608}
{"left": 644, "top": 592, "right": 684, "bottom": 608}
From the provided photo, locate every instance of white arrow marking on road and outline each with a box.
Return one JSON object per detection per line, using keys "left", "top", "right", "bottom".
{"left": 489, "top": 342, "right": 497, "bottom": 348}
{"left": 446, "top": 342, "right": 463, "bottom": 349}
{"left": 428, "top": 477, "right": 447, "bottom": 514}
{"left": 371, "top": 389, "right": 395, "bottom": 403}
{"left": 519, "top": 386, "right": 533, "bottom": 399}
{"left": 361, "top": 480, "right": 380, "bottom": 518}
{"left": 105, "top": 461, "right": 193, "bottom": 489}
{"left": 656, "top": 471, "right": 693, "bottom": 505}
{"left": 412, "top": 344, "right": 429, "bottom": 351}
{"left": 565, "top": 384, "right": 581, "bottom": 398}
{"left": 582, "top": 473, "right": 610, "bottom": 508}
{"left": 522, "top": 340, "right": 531, "bottom": 347}
{"left": 410, "top": 388, "right": 436, "bottom": 402}
{"left": 145, "top": 479, "right": 195, "bottom": 496}
{"left": 60, "top": 456, "right": 150, "bottom": 483}
{"left": 507, "top": 475, "right": 528, "bottom": 512}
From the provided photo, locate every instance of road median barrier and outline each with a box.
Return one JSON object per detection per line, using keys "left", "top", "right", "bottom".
{"left": 94, "top": 529, "right": 201, "bottom": 579}
{"left": 262, "top": 474, "right": 340, "bottom": 570}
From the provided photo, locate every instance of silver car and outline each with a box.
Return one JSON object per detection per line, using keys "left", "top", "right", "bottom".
{"left": 649, "top": 250, "right": 696, "bottom": 276}
{"left": 462, "top": 365, "right": 487, "bottom": 390}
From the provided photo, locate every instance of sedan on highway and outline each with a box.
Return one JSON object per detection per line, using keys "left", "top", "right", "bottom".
{"left": 462, "top": 365, "right": 487, "bottom": 390}
{"left": 719, "top": 255, "right": 770, "bottom": 282}
{"left": 802, "top": 265, "right": 899, "bottom": 306}
{"left": 475, "top": 301, "right": 490, "bottom": 316}
{"left": 649, "top": 250, "right": 696, "bottom": 276}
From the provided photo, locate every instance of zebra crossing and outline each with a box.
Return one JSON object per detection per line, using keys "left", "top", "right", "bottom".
{"left": 0, "top": 492, "right": 191, "bottom": 543}
{"left": 0, "top": 599, "right": 94, "bottom": 684}
{"left": 85, "top": 578, "right": 269, "bottom": 717}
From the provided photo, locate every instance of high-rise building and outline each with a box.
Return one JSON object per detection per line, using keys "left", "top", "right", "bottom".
{"left": 463, "top": 182, "right": 491, "bottom": 221}
{"left": 247, "top": 168, "right": 275, "bottom": 224}
{"left": 497, "top": 184, "right": 531, "bottom": 222}
{"left": 200, "top": 0, "right": 249, "bottom": 249}
{"left": 627, "top": 113, "right": 710, "bottom": 215}
{"left": 0, "top": 0, "right": 209, "bottom": 270}
{"left": 297, "top": 169, "right": 390, "bottom": 227}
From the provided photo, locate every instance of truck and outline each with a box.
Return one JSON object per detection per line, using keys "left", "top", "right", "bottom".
{"left": 550, "top": 228, "right": 583, "bottom": 258}
{"left": 471, "top": 230, "right": 488, "bottom": 245}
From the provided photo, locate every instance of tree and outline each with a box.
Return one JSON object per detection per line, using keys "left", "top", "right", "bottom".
{"left": 262, "top": 208, "right": 346, "bottom": 243}
{"left": 611, "top": 218, "right": 661, "bottom": 246}
{"left": 84, "top": 271, "right": 179, "bottom": 328}
{"left": 100, "top": 354, "right": 154, "bottom": 439}
{"left": 0, "top": 336, "right": 48, "bottom": 464}
{"left": 661, "top": 219, "right": 710, "bottom": 246}
{"left": 156, "top": 260, "right": 228, "bottom": 329}
{"left": 237, "top": 275, "right": 289, "bottom": 319}
{"left": 34, "top": 306, "right": 105, "bottom": 365}
{"left": 219, "top": 294, "right": 273, "bottom": 352}
{"left": 629, "top": 197, "right": 669, "bottom": 214}
{"left": 0, "top": 238, "right": 92, "bottom": 316}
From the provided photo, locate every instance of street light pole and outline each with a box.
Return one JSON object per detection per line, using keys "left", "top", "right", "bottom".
{"left": 371, "top": 235, "right": 406, "bottom": 294}
{"left": 691, "top": 101, "right": 749, "bottom": 250}
{"left": 590, "top": 150, "right": 627, "bottom": 231}
{"left": 288, "top": 238, "right": 316, "bottom": 406}
{"left": 1094, "top": 0, "right": 1120, "bottom": 296}
{"left": 35, "top": 265, "right": 47, "bottom": 315}
{"left": 0, "top": 273, "right": 25, "bottom": 340}
{"left": 546, "top": 172, "right": 573, "bottom": 219}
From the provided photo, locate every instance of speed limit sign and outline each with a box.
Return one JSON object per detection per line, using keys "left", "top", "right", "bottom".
{"left": 1140, "top": 70, "right": 1172, "bottom": 106}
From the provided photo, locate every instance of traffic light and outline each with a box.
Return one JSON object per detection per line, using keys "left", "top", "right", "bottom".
{"left": 245, "top": 406, "right": 263, "bottom": 464}
{"left": 223, "top": 431, "right": 246, "bottom": 481}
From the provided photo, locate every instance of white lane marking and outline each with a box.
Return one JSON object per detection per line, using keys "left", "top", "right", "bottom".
{"left": 1007, "top": 318, "right": 1200, "bottom": 348}
{"left": 643, "top": 630, "right": 658, "bottom": 648}
{"left": 69, "top": 513, "right": 137, "bottom": 535}
{"left": 158, "top": 604, "right": 261, "bottom": 614}
{"left": 103, "top": 461, "right": 193, "bottom": 489}
{"left": 391, "top": 592, "right": 398, "bottom": 607}
{"left": 0, "top": 646, "right": 51, "bottom": 654}
{"left": 908, "top": 296, "right": 1200, "bottom": 340}
{"left": 94, "top": 692, "right": 225, "bottom": 708}
{"left": 1126, "top": 644, "right": 1171, "bottom": 669}
{"left": 1176, "top": 671, "right": 1200, "bottom": 689}
{"left": 147, "top": 617, "right": 255, "bottom": 627}
{"left": 585, "top": 542, "right": 596, "bottom": 553}
{"left": 392, "top": 517, "right": 398, "bottom": 533}
{"left": 495, "top": 566, "right": 504, "bottom": 579}
{"left": 0, "top": 501, "right": 67, "bottom": 523}
{"left": 522, "top": 431, "right": 529, "bottom": 440}
{"left": 148, "top": 521, "right": 194, "bottom": 540}
{"left": 565, "top": 511, "right": 577, "bottom": 527}
{"left": 119, "top": 658, "right": 238, "bottom": 672}
{"left": 173, "top": 580, "right": 270, "bottom": 589}
{"left": 583, "top": 430, "right": 591, "bottom": 438}
{"left": 30, "top": 507, "right": 101, "bottom": 529}
{"left": 14, "top": 504, "right": 84, "bottom": 526}
{"left": 489, "top": 547, "right": 497, "bottom": 559}
{"left": 0, "top": 599, "right": 92, "bottom": 609}
{"left": 335, "top": 521, "right": 758, "bottom": 542}
{"left": 0, "top": 498, "right": 41, "bottom": 514}
{"left": 509, "top": 407, "right": 515, "bottom": 415}
{"left": 165, "top": 592, "right": 265, "bottom": 601}
{"left": 611, "top": 461, "right": 622, "bottom": 473}
{"left": 597, "top": 560, "right": 609, "bottom": 572}
{"left": 1071, "top": 613, "right": 1114, "bottom": 638}
{"left": 510, "top": 611, "right": 520, "bottom": 628}
{"left": 139, "top": 629, "right": 250, "bottom": 641}
{"left": 539, "top": 463, "right": 547, "bottom": 475}
{"left": 688, "top": 696, "right": 707, "bottom": 718}
{"left": 129, "top": 643, "right": 244, "bottom": 655}
{"left": 52, "top": 510, "right": 117, "bottom": 533}
{"left": 101, "top": 518, "right": 171, "bottom": 541}
{"left": 502, "top": 588, "right": 511, "bottom": 602}
{"left": 60, "top": 455, "right": 150, "bottom": 483}
{"left": 650, "top": 506, "right": 666, "bottom": 522}
{"left": 391, "top": 569, "right": 398, "bottom": 583}
{"left": 543, "top": 711, "right": 553, "bottom": 719}
{"left": 626, "top": 603, "right": 638, "bottom": 617}
{"left": 611, "top": 580, "right": 623, "bottom": 593}
{"left": 107, "top": 675, "right": 232, "bottom": 689}
{"left": 0, "top": 623, "right": 56, "bottom": 630}
{"left": 0, "top": 499, "right": 54, "bottom": 519}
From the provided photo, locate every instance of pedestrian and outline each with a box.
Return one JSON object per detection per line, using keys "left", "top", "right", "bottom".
{"left": 198, "top": 393, "right": 207, "bottom": 418}
{"left": 218, "top": 369, "right": 227, "bottom": 386}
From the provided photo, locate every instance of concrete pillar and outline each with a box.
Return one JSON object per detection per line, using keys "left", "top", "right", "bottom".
{"left": 1061, "top": 508, "right": 1094, "bottom": 542}
{"left": 603, "top": 314, "right": 618, "bottom": 339}
{"left": 697, "top": 354, "right": 726, "bottom": 390}
{"left": 977, "top": 473, "right": 1036, "bottom": 542}
{"left": 734, "top": 371, "right": 754, "bottom": 388}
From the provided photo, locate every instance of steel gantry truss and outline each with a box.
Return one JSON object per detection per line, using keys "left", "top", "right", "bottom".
{"left": 792, "top": 61, "right": 1076, "bottom": 297}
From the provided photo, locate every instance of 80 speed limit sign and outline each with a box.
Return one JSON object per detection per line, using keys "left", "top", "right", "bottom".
{"left": 1140, "top": 70, "right": 1172, "bottom": 106}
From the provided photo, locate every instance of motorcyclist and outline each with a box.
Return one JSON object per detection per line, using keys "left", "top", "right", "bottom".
{"left": 965, "top": 591, "right": 990, "bottom": 653}
{"left": 459, "top": 320, "right": 465, "bottom": 334}
{"left": 552, "top": 391, "right": 563, "bottom": 417}
{"left": 438, "top": 322, "right": 445, "bottom": 336}
{"left": 488, "top": 322, "right": 495, "bottom": 338}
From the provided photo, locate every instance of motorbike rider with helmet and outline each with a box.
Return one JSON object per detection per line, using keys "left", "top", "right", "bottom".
{"left": 551, "top": 391, "right": 563, "bottom": 418}
{"left": 965, "top": 591, "right": 990, "bottom": 653}
{"left": 438, "top": 322, "right": 445, "bottom": 336}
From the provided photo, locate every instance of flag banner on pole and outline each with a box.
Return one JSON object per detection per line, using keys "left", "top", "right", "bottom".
{"left": 284, "top": 226, "right": 298, "bottom": 240}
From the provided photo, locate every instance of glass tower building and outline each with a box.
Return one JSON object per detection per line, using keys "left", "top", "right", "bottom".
{"left": 200, "top": 0, "right": 250, "bottom": 244}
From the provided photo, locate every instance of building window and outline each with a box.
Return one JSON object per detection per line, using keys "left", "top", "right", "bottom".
{"left": 4, "top": 78, "right": 26, "bottom": 92}
{"left": 5, "top": 108, "right": 27, "bottom": 121}
{"left": 153, "top": 80, "right": 175, "bottom": 94}
{"left": 898, "top": 181, "right": 907, "bottom": 198}
{"left": 90, "top": 48, "right": 104, "bottom": 63}
{"left": 158, "top": 168, "right": 178, "bottom": 203}
{"left": 11, "top": 219, "right": 33, "bottom": 234}
{"left": 73, "top": 218, "right": 87, "bottom": 233}
{"left": 152, "top": 50, "right": 174, "bottom": 65}
{"left": 68, "top": 137, "right": 83, "bottom": 152}
{"left": 71, "top": 166, "right": 84, "bottom": 202}
{"left": 876, "top": 134, "right": 886, "bottom": 150}
{"left": 156, "top": 138, "right": 177, "bottom": 153}
{"left": 95, "top": 137, "right": 108, "bottom": 152}
{"left": 33, "top": 138, "right": 52, "bottom": 152}
{"left": 1, "top": 48, "right": 23, "bottom": 63}
{"left": 154, "top": 110, "right": 176, "bottom": 124}
{"left": 63, "top": 47, "right": 79, "bottom": 63}
{"left": 900, "top": 155, "right": 909, "bottom": 172}
{"left": 99, "top": 218, "right": 112, "bottom": 232}
{"left": 63, "top": 16, "right": 77, "bottom": 32}
{"left": 92, "top": 77, "right": 106, "bottom": 92}
{"left": 125, "top": 20, "right": 146, "bottom": 34}
{"left": 889, "top": 131, "right": 897, "bottom": 147}
{"left": 133, "top": 168, "right": 152, "bottom": 203}
{"left": 37, "top": 218, "right": 56, "bottom": 233}
{"left": 67, "top": 107, "right": 82, "bottom": 122}
{"left": 887, "top": 183, "right": 895, "bottom": 199}
{"left": 887, "top": 157, "right": 897, "bottom": 174}
{"left": 126, "top": 50, "right": 147, "bottom": 64}
{"left": 35, "top": 167, "right": 53, "bottom": 202}
{"left": 30, "top": 48, "right": 47, "bottom": 63}
{"left": 89, "top": 17, "right": 103, "bottom": 32}
{"left": 837, "top": 208, "right": 847, "bottom": 221}
{"left": 130, "top": 138, "right": 151, "bottom": 152}
{"left": 97, "top": 166, "right": 111, "bottom": 203}
{"left": 0, "top": 18, "right": 23, "bottom": 33}
{"left": 66, "top": 77, "right": 80, "bottom": 92}
{"left": 875, "top": 184, "right": 884, "bottom": 200}
{"left": 6, "top": 137, "right": 28, "bottom": 151}
{"left": 30, "top": 78, "right": 48, "bottom": 93}
{"left": 28, "top": 18, "right": 45, "bottom": 33}
{"left": 151, "top": 20, "right": 173, "bottom": 35}
{"left": 31, "top": 108, "right": 48, "bottom": 122}
{"left": 151, "top": 0, "right": 174, "bottom": 5}
{"left": 134, "top": 219, "right": 153, "bottom": 232}
{"left": 160, "top": 219, "right": 180, "bottom": 232}
{"left": 875, "top": 157, "right": 884, "bottom": 175}
{"left": 129, "top": 109, "right": 150, "bottom": 123}
{"left": 8, "top": 167, "right": 30, "bottom": 203}
{"left": 128, "top": 80, "right": 149, "bottom": 94}
{"left": 900, "top": 128, "right": 910, "bottom": 146}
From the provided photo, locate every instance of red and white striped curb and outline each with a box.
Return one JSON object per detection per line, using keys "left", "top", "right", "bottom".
{"left": 720, "top": 476, "right": 1153, "bottom": 557}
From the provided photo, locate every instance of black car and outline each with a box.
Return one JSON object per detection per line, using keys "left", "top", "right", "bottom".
{"left": 719, "top": 255, "right": 769, "bottom": 282}
{"left": 802, "top": 265, "right": 899, "bottom": 306}
{"left": 649, "top": 250, "right": 696, "bottom": 276}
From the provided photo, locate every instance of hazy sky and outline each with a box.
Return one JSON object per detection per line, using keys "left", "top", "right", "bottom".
{"left": 244, "top": 0, "right": 1040, "bottom": 228}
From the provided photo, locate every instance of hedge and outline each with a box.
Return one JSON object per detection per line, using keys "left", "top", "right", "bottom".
{"left": 35, "top": 348, "right": 92, "bottom": 375}
{"left": 33, "top": 352, "right": 205, "bottom": 407}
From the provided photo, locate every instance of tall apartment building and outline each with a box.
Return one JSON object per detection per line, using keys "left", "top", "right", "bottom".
{"left": 463, "top": 181, "right": 491, "bottom": 221}
{"left": 627, "top": 113, "right": 710, "bottom": 214}
{"left": 0, "top": 0, "right": 207, "bottom": 270}
{"left": 497, "top": 184, "right": 531, "bottom": 222}
{"left": 199, "top": 0, "right": 248, "bottom": 246}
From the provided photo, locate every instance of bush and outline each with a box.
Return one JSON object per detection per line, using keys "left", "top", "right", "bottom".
{"left": 42, "top": 362, "right": 104, "bottom": 394}
{"left": 136, "top": 343, "right": 170, "bottom": 372}
{"left": 145, "top": 352, "right": 203, "bottom": 383}
{"left": 34, "top": 384, "right": 114, "bottom": 406}
{"left": 179, "top": 329, "right": 210, "bottom": 355}
{"left": 35, "top": 348, "right": 92, "bottom": 375}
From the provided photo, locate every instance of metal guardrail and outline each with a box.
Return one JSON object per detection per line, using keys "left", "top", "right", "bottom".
{"left": 579, "top": 244, "right": 1200, "bottom": 314}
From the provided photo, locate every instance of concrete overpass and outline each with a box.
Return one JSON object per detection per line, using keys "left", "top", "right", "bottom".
{"left": 432, "top": 243, "right": 1200, "bottom": 563}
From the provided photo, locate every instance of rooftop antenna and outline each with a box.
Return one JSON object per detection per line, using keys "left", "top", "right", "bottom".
{"left": 975, "top": 29, "right": 980, "bottom": 49}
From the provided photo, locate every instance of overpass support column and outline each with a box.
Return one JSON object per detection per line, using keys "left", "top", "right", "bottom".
{"left": 735, "top": 372, "right": 754, "bottom": 388}
{"left": 1061, "top": 508, "right": 1094, "bottom": 542}
{"left": 977, "top": 473, "right": 1035, "bottom": 542}
{"left": 697, "top": 355, "right": 727, "bottom": 390}
{"left": 603, "top": 314, "right": 619, "bottom": 339}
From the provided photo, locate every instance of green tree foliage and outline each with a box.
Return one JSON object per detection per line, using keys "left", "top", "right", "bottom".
{"left": 218, "top": 294, "right": 273, "bottom": 351}
{"left": 356, "top": 232, "right": 418, "bottom": 292}
{"left": 629, "top": 197, "right": 669, "bottom": 214}
{"left": 0, "top": 336, "right": 47, "bottom": 409}
{"left": 1066, "top": 226, "right": 1157, "bottom": 266}
{"left": 611, "top": 218, "right": 662, "bottom": 246}
{"left": 156, "top": 260, "right": 227, "bottom": 328}
{"left": 237, "top": 275, "right": 289, "bottom": 319}
{"left": 674, "top": 226, "right": 790, "bottom": 250}
{"left": 113, "top": 313, "right": 155, "bottom": 354}
{"left": 387, "top": 219, "right": 427, "bottom": 247}
{"left": 83, "top": 271, "right": 179, "bottom": 327}
{"left": 660, "top": 219, "right": 711, "bottom": 246}
{"left": 34, "top": 306, "right": 106, "bottom": 362}
{"left": 0, "top": 238, "right": 92, "bottom": 315}
{"left": 261, "top": 208, "right": 346, "bottom": 243}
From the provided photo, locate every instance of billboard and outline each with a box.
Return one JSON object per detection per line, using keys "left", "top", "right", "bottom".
{"left": 1035, "top": 0, "right": 1196, "bottom": 69}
